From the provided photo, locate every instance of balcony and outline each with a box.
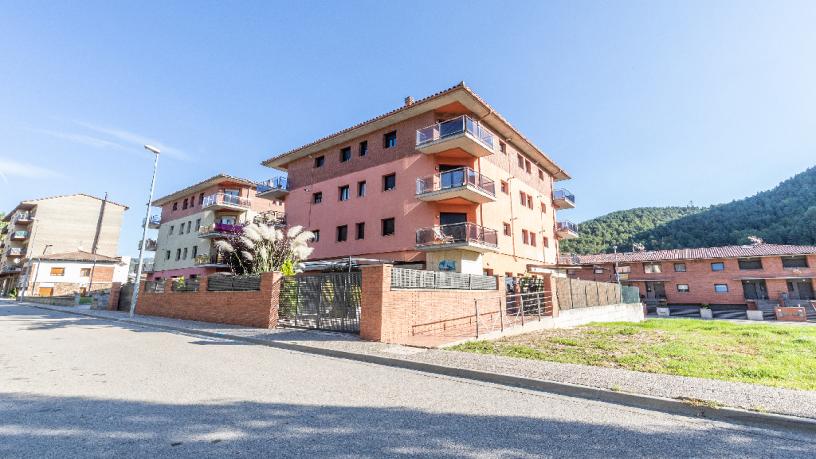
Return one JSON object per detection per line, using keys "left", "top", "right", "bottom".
{"left": 6, "top": 247, "right": 25, "bottom": 257}
{"left": 137, "top": 238, "right": 158, "bottom": 251}
{"left": 416, "top": 222, "right": 498, "bottom": 253}
{"left": 202, "top": 192, "right": 251, "bottom": 211}
{"left": 416, "top": 167, "right": 496, "bottom": 204}
{"left": 10, "top": 230, "right": 29, "bottom": 241}
{"left": 143, "top": 215, "right": 162, "bottom": 229}
{"left": 253, "top": 210, "right": 286, "bottom": 227}
{"left": 416, "top": 115, "right": 496, "bottom": 158}
{"left": 553, "top": 189, "right": 576, "bottom": 209}
{"left": 556, "top": 221, "right": 579, "bottom": 240}
{"left": 256, "top": 177, "right": 289, "bottom": 200}
{"left": 198, "top": 222, "right": 244, "bottom": 238}
{"left": 194, "top": 254, "right": 229, "bottom": 268}
{"left": 2, "top": 263, "right": 21, "bottom": 273}
{"left": 13, "top": 212, "right": 33, "bottom": 225}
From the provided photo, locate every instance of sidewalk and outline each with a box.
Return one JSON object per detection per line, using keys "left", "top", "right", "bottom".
{"left": 17, "top": 301, "right": 816, "bottom": 425}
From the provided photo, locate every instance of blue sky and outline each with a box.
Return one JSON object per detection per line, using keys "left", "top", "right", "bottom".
{"left": 1, "top": 0, "right": 814, "bottom": 257}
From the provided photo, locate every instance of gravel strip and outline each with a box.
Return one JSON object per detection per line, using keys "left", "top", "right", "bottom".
{"left": 28, "top": 302, "right": 816, "bottom": 420}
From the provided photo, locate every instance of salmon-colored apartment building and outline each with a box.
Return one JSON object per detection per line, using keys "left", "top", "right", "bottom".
{"left": 562, "top": 244, "right": 816, "bottom": 306}
{"left": 260, "top": 83, "right": 578, "bottom": 276}
{"left": 148, "top": 174, "right": 284, "bottom": 280}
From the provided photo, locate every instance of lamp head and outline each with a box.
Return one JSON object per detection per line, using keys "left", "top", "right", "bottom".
{"left": 144, "top": 145, "right": 161, "bottom": 155}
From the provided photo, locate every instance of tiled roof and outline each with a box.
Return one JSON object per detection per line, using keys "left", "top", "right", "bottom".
{"left": 563, "top": 244, "right": 816, "bottom": 265}
{"left": 261, "top": 82, "right": 570, "bottom": 180}
{"left": 3, "top": 193, "right": 129, "bottom": 220}
{"left": 151, "top": 173, "right": 257, "bottom": 206}
{"left": 38, "top": 250, "right": 121, "bottom": 263}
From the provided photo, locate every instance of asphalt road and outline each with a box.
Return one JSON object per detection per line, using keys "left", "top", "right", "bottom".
{"left": 1, "top": 303, "right": 813, "bottom": 458}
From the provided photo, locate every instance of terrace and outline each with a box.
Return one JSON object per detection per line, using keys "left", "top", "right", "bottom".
{"left": 556, "top": 221, "right": 579, "bottom": 239}
{"left": 256, "top": 177, "right": 289, "bottom": 200}
{"left": 416, "top": 222, "right": 498, "bottom": 253}
{"left": 415, "top": 167, "right": 496, "bottom": 204}
{"left": 416, "top": 115, "right": 496, "bottom": 158}
{"left": 198, "top": 222, "right": 244, "bottom": 238}
{"left": 553, "top": 189, "right": 576, "bottom": 209}
{"left": 202, "top": 192, "right": 251, "bottom": 211}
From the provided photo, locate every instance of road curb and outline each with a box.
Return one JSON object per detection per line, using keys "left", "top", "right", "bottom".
{"left": 25, "top": 303, "right": 816, "bottom": 435}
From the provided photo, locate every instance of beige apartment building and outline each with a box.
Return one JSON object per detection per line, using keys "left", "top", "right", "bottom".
{"left": 0, "top": 193, "right": 128, "bottom": 295}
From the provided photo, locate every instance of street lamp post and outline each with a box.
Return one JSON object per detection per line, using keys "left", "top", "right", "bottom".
{"left": 129, "top": 145, "right": 160, "bottom": 317}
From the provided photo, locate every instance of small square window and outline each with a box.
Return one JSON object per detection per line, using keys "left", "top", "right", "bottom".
{"left": 782, "top": 256, "right": 808, "bottom": 268}
{"left": 50, "top": 267, "right": 65, "bottom": 276}
{"left": 541, "top": 202, "right": 547, "bottom": 213}
{"left": 644, "top": 263, "right": 662, "bottom": 273}
{"left": 165, "top": 250, "right": 171, "bottom": 260}
{"left": 738, "top": 258, "right": 763, "bottom": 270}
{"left": 517, "top": 155, "right": 524, "bottom": 168}
{"left": 199, "top": 193, "right": 204, "bottom": 205}
{"left": 525, "top": 160, "right": 532, "bottom": 174}
{"left": 519, "top": 192, "right": 527, "bottom": 207}
{"left": 359, "top": 140, "right": 368, "bottom": 156}
{"left": 499, "top": 141, "right": 506, "bottom": 154}
{"left": 714, "top": 284, "right": 729, "bottom": 293}
{"left": 312, "top": 192, "right": 323, "bottom": 204}
{"left": 677, "top": 284, "right": 690, "bottom": 293}
{"left": 383, "top": 173, "right": 396, "bottom": 191}
{"left": 522, "top": 229, "right": 529, "bottom": 245}
{"left": 542, "top": 237, "right": 549, "bottom": 248}
{"left": 383, "top": 131, "right": 397, "bottom": 148}
{"left": 169, "top": 225, "right": 175, "bottom": 235}
{"left": 189, "top": 195, "right": 195, "bottom": 207}
{"left": 339, "top": 185, "right": 350, "bottom": 201}
{"left": 340, "top": 147, "right": 351, "bottom": 162}
{"left": 530, "top": 233, "right": 536, "bottom": 247}
{"left": 172, "top": 202, "right": 178, "bottom": 211}
{"left": 382, "top": 217, "right": 395, "bottom": 236}
{"left": 311, "top": 230, "right": 320, "bottom": 242}
{"left": 500, "top": 181, "right": 508, "bottom": 194}
{"left": 503, "top": 222, "right": 511, "bottom": 236}
{"left": 314, "top": 156, "right": 325, "bottom": 168}
{"left": 617, "top": 265, "right": 632, "bottom": 274}
{"left": 674, "top": 263, "right": 686, "bottom": 272}
{"left": 182, "top": 198, "right": 188, "bottom": 210}
{"left": 538, "top": 169, "right": 544, "bottom": 180}
{"left": 356, "top": 222, "right": 365, "bottom": 240}
{"left": 711, "top": 262, "right": 725, "bottom": 272}
{"left": 594, "top": 267, "right": 605, "bottom": 274}
{"left": 357, "top": 181, "right": 367, "bottom": 197}
{"left": 336, "top": 225, "right": 348, "bottom": 242}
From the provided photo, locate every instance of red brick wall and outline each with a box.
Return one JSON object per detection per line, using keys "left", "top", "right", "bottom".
{"left": 135, "top": 272, "right": 282, "bottom": 328}
{"left": 108, "top": 282, "right": 122, "bottom": 310}
{"left": 568, "top": 254, "right": 816, "bottom": 305}
{"left": 360, "top": 264, "right": 506, "bottom": 343}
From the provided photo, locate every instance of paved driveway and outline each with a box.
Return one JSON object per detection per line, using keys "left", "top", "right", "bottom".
{"left": 0, "top": 303, "right": 813, "bottom": 458}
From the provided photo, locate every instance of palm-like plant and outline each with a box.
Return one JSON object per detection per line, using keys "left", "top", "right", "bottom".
{"left": 215, "top": 224, "right": 314, "bottom": 275}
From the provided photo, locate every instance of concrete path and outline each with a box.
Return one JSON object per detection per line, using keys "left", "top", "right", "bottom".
{"left": 1, "top": 302, "right": 815, "bottom": 458}
{"left": 22, "top": 301, "right": 816, "bottom": 422}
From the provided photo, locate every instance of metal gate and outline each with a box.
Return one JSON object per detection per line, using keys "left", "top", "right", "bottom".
{"left": 278, "top": 272, "right": 361, "bottom": 333}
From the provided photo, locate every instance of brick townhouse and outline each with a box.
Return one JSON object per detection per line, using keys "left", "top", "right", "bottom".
{"left": 259, "top": 82, "right": 578, "bottom": 277}
{"left": 0, "top": 193, "right": 127, "bottom": 296}
{"left": 562, "top": 243, "right": 816, "bottom": 306}
{"left": 148, "top": 174, "right": 284, "bottom": 281}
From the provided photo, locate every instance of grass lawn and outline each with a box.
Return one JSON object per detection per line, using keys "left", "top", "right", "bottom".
{"left": 451, "top": 319, "right": 816, "bottom": 391}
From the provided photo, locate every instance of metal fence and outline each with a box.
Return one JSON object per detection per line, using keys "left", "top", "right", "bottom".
{"left": 391, "top": 267, "right": 498, "bottom": 290}
{"left": 206, "top": 275, "right": 261, "bottom": 291}
{"left": 278, "top": 272, "right": 361, "bottom": 333}
{"left": 171, "top": 278, "right": 201, "bottom": 292}
{"left": 144, "top": 280, "right": 165, "bottom": 293}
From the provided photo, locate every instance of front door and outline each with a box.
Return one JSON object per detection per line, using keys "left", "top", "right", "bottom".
{"left": 645, "top": 282, "right": 666, "bottom": 300}
{"left": 39, "top": 287, "right": 53, "bottom": 297}
{"left": 742, "top": 280, "right": 768, "bottom": 300}
{"left": 787, "top": 280, "right": 815, "bottom": 300}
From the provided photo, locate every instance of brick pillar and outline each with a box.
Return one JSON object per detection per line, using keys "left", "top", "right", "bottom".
{"left": 260, "top": 271, "right": 283, "bottom": 328}
{"left": 108, "top": 282, "right": 122, "bottom": 310}
{"left": 134, "top": 280, "right": 147, "bottom": 314}
{"left": 359, "top": 264, "right": 390, "bottom": 342}
{"left": 543, "top": 274, "right": 560, "bottom": 317}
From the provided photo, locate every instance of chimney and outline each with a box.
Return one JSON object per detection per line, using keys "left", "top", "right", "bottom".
{"left": 404, "top": 96, "right": 414, "bottom": 106}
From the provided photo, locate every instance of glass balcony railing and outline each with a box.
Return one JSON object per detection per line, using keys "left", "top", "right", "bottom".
{"left": 416, "top": 222, "right": 498, "bottom": 248}
{"left": 13, "top": 212, "right": 33, "bottom": 224}
{"left": 194, "top": 254, "right": 228, "bottom": 266}
{"left": 6, "top": 247, "right": 25, "bottom": 257}
{"left": 198, "top": 222, "right": 244, "bottom": 236}
{"left": 143, "top": 215, "right": 162, "bottom": 227}
{"left": 556, "top": 221, "right": 579, "bottom": 233}
{"left": 416, "top": 115, "right": 496, "bottom": 151}
{"left": 202, "top": 192, "right": 251, "bottom": 209}
{"left": 256, "top": 177, "right": 289, "bottom": 194}
{"left": 553, "top": 189, "right": 576, "bottom": 206}
{"left": 11, "top": 230, "right": 29, "bottom": 240}
{"left": 416, "top": 167, "right": 496, "bottom": 197}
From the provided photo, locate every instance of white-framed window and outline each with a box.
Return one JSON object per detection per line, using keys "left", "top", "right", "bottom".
{"left": 714, "top": 284, "right": 729, "bottom": 293}
{"left": 677, "top": 284, "right": 690, "bottom": 293}
{"left": 644, "top": 262, "right": 662, "bottom": 273}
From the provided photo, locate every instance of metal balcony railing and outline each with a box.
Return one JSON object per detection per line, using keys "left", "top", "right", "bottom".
{"left": 202, "top": 192, "right": 251, "bottom": 209}
{"left": 416, "top": 167, "right": 496, "bottom": 196}
{"left": 553, "top": 189, "right": 576, "bottom": 205}
{"left": 416, "top": 115, "right": 496, "bottom": 151}
{"left": 194, "top": 254, "right": 228, "bottom": 266}
{"left": 198, "top": 222, "right": 244, "bottom": 236}
{"left": 6, "top": 247, "right": 25, "bottom": 257}
{"left": 557, "top": 221, "right": 579, "bottom": 233}
{"left": 143, "top": 215, "right": 162, "bottom": 227}
{"left": 416, "top": 222, "right": 498, "bottom": 248}
{"left": 256, "top": 177, "right": 289, "bottom": 194}
{"left": 13, "top": 212, "right": 33, "bottom": 223}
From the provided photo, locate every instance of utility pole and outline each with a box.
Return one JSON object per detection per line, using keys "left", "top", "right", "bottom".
{"left": 129, "top": 145, "right": 160, "bottom": 317}
{"left": 87, "top": 192, "right": 108, "bottom": 296}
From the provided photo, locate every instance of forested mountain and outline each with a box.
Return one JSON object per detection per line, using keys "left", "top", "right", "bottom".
{"left": 560, "top": 166, "right": 816, "bottom": 254}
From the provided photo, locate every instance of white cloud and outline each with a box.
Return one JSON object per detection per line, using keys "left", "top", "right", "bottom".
{"left": 71, "top": 121, "right": 191, "bottom": 161}
{"left": 0, "top": 159, "right": 64, "bottom": 182}
{"left": 27, "top": 128, "right": 128, "bottom": 151}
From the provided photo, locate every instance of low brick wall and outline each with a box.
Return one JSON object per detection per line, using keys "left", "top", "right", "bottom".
{"left": 360, "top": 264, "right": 514, "bottom": 343}
{"left": 135, "top": 272, "right": 282, "bottom": 328}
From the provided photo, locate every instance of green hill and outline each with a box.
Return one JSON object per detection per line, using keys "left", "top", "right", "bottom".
{"left": 560, "top": 165, "right": 816, "bottom": 254}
